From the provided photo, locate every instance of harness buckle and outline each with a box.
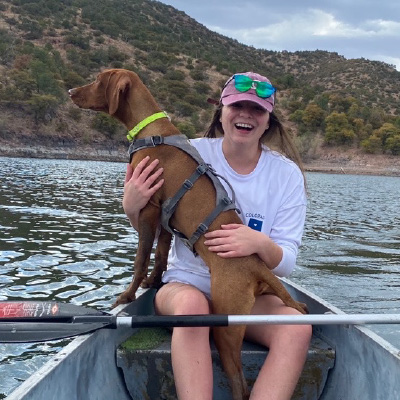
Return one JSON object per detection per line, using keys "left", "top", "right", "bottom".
{"left": 196, "top": 223, "right": 208, "bottom": 235}
{"left": 222, "top": 197, "right": 232, "bottom": 205}
{"left": 151, "top": 136, "right": 163, "bottom": 146}
{"left": 196, "top": 163, "right": 209, "bottom": 175}
{"left": 183, "top": 179, "right": 193, "bottom": 190}
{"left": 206, "top": 163, "right": 216, "bottom": 173}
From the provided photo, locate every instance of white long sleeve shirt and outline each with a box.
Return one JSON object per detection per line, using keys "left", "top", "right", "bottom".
{"left": 162, "top": 137, "right": 307, "bottom": 297}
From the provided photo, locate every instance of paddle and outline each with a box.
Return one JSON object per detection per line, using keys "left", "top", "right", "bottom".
{"left": 2, "top": 301, "right": 400, "bottom": 343}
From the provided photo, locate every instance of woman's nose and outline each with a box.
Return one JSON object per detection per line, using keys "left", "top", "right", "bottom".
{"left": 239, "top": 107, "right": 252, "bottom": 117}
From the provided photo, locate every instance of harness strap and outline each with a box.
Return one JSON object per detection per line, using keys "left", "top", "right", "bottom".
{"left": 128, "top": 134, "right": 240, "bottom": 254}
{"left": 128, "top": 135, "right": 164, "bottom": 161}
{"left": 161, "top": 163, "right": 211, "bottom": 229}
{"left": 179, "top": 196, "right": 236, "bottom": 251}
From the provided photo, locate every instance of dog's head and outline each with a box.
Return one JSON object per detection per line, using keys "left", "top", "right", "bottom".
{"left": 69, "top": 69, "right": 142, "bottom": 115}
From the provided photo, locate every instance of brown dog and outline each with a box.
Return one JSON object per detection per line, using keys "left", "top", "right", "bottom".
{"left": 69, "top": 69, "right": 307, "bottom": 400}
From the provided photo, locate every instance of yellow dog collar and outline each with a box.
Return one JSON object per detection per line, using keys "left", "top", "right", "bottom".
{"left": 127, "top": 112, "right": 169, "bottom": 141}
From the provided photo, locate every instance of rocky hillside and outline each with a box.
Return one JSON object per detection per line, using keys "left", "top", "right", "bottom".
{"left": 0, "top": 0, "right": 399, "bottom": 172}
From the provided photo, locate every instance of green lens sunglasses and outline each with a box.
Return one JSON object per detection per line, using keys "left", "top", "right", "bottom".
{"left": 232, "top": 75, "right": 276, "bottom": 98}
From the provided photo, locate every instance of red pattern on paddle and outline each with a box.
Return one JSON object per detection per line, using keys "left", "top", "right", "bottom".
{"left": 0, "top": 302, "right": 58, "bottom": 318}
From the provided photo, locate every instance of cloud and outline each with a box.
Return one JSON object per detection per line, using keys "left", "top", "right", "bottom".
{"left": 212, "top": 9, "right": 400, "bottom": 45}
{"left": 362, "top": 19, "right": 400, "bottom": 36}
{"left": 209, "top": 9, "right": 400, "bottom": 70}
{"left": 374, "top": 55, "right": 400, "bottom": 70}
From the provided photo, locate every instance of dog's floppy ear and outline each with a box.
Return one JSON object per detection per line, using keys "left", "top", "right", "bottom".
{"left": 108, "top": 73, "right": 131, "bottom": 115}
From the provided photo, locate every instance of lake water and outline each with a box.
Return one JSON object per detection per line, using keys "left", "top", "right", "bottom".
{"left": 1, "top": 157, "right": 399, "bottom": 397}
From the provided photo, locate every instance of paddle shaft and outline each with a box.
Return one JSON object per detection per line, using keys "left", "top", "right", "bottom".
{"left": 2, "top": 301, "right": 400, "bottom": 343}
{"left": 72, "top": 313, "right": 400, "bottom": 328}
{"left": 2, "top": 299, "right": 400, "bottom": 326}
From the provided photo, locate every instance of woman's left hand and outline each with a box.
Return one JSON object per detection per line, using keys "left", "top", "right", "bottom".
{"left": 203, "top": 224, "right": 262, "bottom": 258}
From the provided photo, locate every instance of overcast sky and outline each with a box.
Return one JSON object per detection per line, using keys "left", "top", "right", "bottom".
{"left": 159, "top": 0, "right": 400, "bottom": 71}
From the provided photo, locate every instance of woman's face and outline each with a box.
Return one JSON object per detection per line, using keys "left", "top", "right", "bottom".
{"left": 220, "top": 101, "right": 270, "bottom": 146}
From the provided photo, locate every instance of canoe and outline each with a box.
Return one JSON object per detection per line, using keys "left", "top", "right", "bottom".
{"left": 6, "top": 278, "right": 400, "bottom": 399}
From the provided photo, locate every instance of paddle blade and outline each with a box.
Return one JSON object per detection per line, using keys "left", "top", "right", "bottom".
{"left": 0, "top": 302, "right": 109, "bottom": 343}
{"left": 0, "top": 301, "right": 105, "bottom": 322}
{"left": 0, "top": 321, "right": 108, "bottom": 343}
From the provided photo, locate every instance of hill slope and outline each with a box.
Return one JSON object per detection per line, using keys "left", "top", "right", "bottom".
{"left": 0, "top": 0, "right": 399, "bottom": 172}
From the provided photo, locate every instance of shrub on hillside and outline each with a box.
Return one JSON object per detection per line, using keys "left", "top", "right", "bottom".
{"left": 324, "top": 112, "right": 355, "bottom": 145}
{"left": 91, "top": 113, "right": 121, "bottom": 139}
{"left": 361, "top": 135, "right": 381, "bottom": 154}
{"left": 386, "top": 135, "right": 400, "bottom": 155}
{"left": 177, "top": 121, "right": 196, "bottom": 138}
{"left": 27, "top": 94, "right": 59, "bottom": 123}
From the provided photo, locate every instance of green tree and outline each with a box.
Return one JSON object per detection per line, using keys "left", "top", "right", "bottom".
{"left": 30, "top": 60, "right": 63, "bottom": 97}
{"left": 386, "top": 135, "right": 400, "bottom": 155}
{"left": 374, "top": 123, "right": 399, "bottom": 148}
{"left": 174, "top": 101, "right": 196, "bottom": 117}
{"left": 165, "top": 70, "right": 185, "bottom": 81}
{"left": 177, "top": 121, "right": 196, "bottom": 138}
{"left": 324, "top": 112, "right": 355, "bottom": 145}
{"left": 368, "top": 108, "right": 385, "bottom": 129}
{"left": 27, "top": 94, "right": 58, "bottom": 123}
{"left": 10, "top": 69, "right": 36, "bottom": 100}
{"left": 302, "top": 104, "right": 325, "bottom": 129}
{"left": 314, "top": 93, "right": 330, "bottom": 111}
{"left": 361, "top": 135, "right": 381, "bottom": 154}
{"left": 328, "top": 94, "right": 356, "bottom": 113}
{"left": 190, "top": 69, "right": 206, "bottom": 81}
{"left": 352, "top": 118, "right": 370, "bottom": 145}
{"left": 289, "top": 110, "right": 304, "bottom": 124}
{"left": 63, "top": 71, "right": 86, "bottom": 90}
{"left": 91, "top": 113, "right": 121, "bottom": 139}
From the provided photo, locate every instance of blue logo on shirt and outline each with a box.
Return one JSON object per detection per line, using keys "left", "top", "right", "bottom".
{"left": 248, "top": 218, "right": 263, "bottom": 232}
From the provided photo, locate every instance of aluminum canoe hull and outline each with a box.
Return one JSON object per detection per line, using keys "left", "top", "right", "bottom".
{"left": 7, "top": 279, "right": 400, "bottom": 399}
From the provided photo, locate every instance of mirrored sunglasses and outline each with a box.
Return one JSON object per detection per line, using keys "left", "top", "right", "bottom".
{"left": 232, "top": 74, "right": 276, "bottom": 98}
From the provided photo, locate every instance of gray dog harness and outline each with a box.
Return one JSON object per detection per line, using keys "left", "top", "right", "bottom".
{"left": 128, "top": 135, "right": 240, "bottom": 253}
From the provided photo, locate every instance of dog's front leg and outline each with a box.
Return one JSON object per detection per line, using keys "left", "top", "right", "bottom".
{"left": 113, "top": 205, "right": 160, "bottom": 307}
{"left": 141, "top": 226, "right": 172, "bottom": 289}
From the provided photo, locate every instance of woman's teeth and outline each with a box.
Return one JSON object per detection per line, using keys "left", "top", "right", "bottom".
{"left": 235, "top": 123, "right": 253, "bottom": 131}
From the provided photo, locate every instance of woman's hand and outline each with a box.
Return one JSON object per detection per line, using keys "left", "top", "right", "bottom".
{"left": 203, "top": 224, "right": 260, "bottom": 258}
{"left": 204, "top": 223, "right": 283, "bottom": 269}
{"left": 122, "top": 156, "right": 164, "bottom": 228}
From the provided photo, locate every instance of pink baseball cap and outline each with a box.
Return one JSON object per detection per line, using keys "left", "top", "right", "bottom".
{"left": 220, "top": 72, "right": 275, "bottom": 112}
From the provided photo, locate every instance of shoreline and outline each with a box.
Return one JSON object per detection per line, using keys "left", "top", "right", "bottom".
{"left": 303, "top": 163, "right": 400, "bottom": 177}
{"left": 303, "top": 155, "right": 400, "bottom": 176}
{"left": 1, "top": 144, "right": 400, "bottom": 177}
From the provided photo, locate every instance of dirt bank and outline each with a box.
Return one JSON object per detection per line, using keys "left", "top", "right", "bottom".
{"left": 303, "top": 151, "right": 400, "bottom": 176}
{"left": 1, "top": 142, "right": 399, "bottom": 177}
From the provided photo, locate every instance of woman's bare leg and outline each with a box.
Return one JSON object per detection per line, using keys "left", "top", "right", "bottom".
{"left": 245, "top": 295, "right": 312, "bottom": 400}
{"left": 155, "top": 283, "right": 213, "bottom": 400}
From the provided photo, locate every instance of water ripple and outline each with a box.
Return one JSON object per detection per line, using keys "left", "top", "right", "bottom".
{"left": 1, "top": 158, "right": 400, "bottom": 396}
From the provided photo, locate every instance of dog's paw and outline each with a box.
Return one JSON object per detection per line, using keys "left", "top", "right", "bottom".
{"left": 140, "top": 275, "right": 162, "bottom": 289}
{"left": 297, "top": 301, "right": 309, "bottom": 314}
{"left": 140, "top": 277, "right": 150, "bottom": 288}
{"left": 112, "top": 292, "right": 136, "bottom": 309}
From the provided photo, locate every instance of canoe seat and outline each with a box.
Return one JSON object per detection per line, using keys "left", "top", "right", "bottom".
{"left": 116, "top": 327, "right": 335, "bottom": 400}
